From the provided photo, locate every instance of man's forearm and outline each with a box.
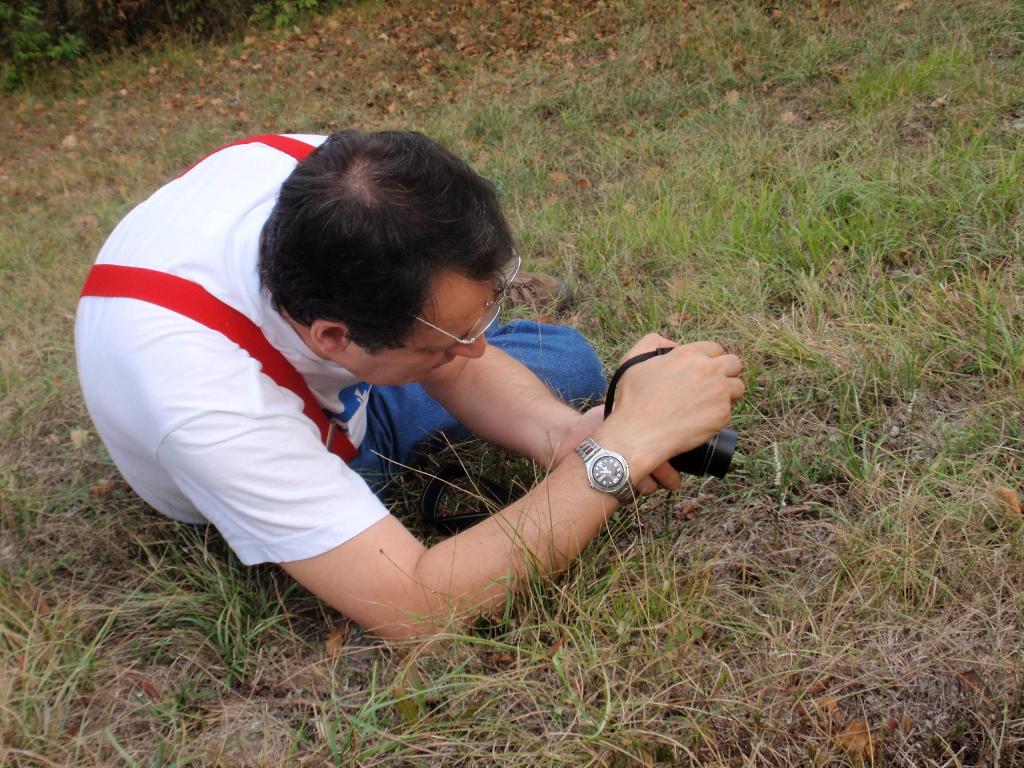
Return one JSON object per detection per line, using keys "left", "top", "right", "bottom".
{"left": 283, "top": 340, "right": 743, "bottom": 641}
{"left": 422, "top": 345, "right": 583, "bottom": 466}
{"left": 281, "top": 414, "right": 660, "bottom": 641}
{"left": 397, "top": 418, "right": 660, "bottom": 637}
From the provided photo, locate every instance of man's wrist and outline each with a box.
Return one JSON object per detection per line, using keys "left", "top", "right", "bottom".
{"left": 543, "top": 405, "right": 594, "bottom": 467}
{"left": 575, "top": 437, "right": 634, "bottom": 502}
{"left": 590, "top": 419, "right": 662, "bottom": 480}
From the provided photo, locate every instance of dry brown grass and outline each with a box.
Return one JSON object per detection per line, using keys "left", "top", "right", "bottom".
{"left": 2, "top": 0, "right": 1023, "bottom": 765}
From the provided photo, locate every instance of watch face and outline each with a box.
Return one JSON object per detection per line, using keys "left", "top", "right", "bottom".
{"left": 593, "top": 456, "right": 626, "bottom": 489}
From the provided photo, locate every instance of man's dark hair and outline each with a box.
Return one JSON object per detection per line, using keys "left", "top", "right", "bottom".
{"left": 259, "top": 130, "right": 514, "bottom": 352}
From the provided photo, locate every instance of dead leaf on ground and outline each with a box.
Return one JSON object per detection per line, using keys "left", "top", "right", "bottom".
{"left": 994, "top": 485, "right": 1020, "bottom": 515}
{"left": 894, "top": 0, "right": 914, "bottom": 11}
{"left": 61, "top": 133, "right": 78, "bottom": 149}
{"left": 675, "top": 501, "right": 698, "bottom": 519}
{"left": 955, "top": 668, "right": 992, "bottom": 706}
{"left": 90, "top": 478, "right": 122, "bottom": 498}
{"left": 483, "top": 651, "right": 516, "bottom": 668}
{"left": 547, "top": 170, "right": 570, "bottom": 185}
{"left": 885, "top": 715, "right": 913, "bottom": 733}
{"left": 545, "top": 634, "right": 566, "bottom": 658}
{"left": 574, "top": 177, "right": 591, "bottom": 190}
{"left": 800, "top": 694, "right": 843, "bottom": 732}
{"left": 125, "top": 671, "right": 162, "bottom": 700}
{"left": 391, "top": 682, "right": 421, "bottom": 724}
{"left": 780, "top": 110, "right": 798, "bottom": 124}
{"left": 325, "top": 621, "right": 351, "bottom": 656}
{"left": 724, "top": 89, "right": 740, "bottom": 104}
{"left": 801, "top": 675, "right": 835, "bottom": 696}
{"left": 70, "top": 428, "right": 90, "bottom": 449}
{"left": 837, "top": 720, "right": 875, "bottom": 761}
{"left": 929, "top": 94, "right": 950, "bottom": 109}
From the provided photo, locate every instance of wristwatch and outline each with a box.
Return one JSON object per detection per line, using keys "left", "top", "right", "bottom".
{"left": 576, "top": 437, "right": 634, "bottom": 503}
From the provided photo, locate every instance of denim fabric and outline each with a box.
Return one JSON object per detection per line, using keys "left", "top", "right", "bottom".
{"left": 347, "top": 320, "right": 606, "bottom": 492}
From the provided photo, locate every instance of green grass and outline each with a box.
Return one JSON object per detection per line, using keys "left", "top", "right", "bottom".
{"left": 2, "top": 0, "right": 1023, "bottom": 765}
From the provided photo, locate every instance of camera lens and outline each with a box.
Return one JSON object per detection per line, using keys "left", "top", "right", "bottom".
{"left": 668, "top": 428, "right": 737, "bottom": 479}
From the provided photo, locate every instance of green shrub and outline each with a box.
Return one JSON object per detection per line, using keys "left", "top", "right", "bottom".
{"left": 0, "top": 2, "right": 85, "bottom": 88}
{"left": 0, "top": 0, "right": 345, "bottom": 89}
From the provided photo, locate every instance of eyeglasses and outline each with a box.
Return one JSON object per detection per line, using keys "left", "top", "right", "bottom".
{"left": 414, "top": 251, "right": 522, "bottom": 345}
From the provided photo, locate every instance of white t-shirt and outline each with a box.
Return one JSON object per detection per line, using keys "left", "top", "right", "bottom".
{"left": 75, "top": 135, "right": 390, "bottom": 565}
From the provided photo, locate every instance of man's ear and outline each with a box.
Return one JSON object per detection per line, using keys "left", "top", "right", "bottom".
{"left": 308, "top": 319, "right": 352, "bottom": 357}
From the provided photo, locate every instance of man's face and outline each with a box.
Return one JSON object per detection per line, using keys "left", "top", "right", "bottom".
{"left": 337, "top": 270, "right": 495, "bottom": 386}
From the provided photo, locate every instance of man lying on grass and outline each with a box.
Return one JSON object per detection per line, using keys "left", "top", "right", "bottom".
{"left": 75, "top": 130, "right": 744, "bottom": 639}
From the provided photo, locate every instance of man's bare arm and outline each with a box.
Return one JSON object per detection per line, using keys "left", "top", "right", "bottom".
{"left": 282, "top": 342, "right": 744, "bottom": 639}
{"left": 419, "top": 343, "right": 585, "bottom": 467}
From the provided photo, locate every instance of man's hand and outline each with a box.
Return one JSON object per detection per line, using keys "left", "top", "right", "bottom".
{"left": 592, "top": 339, "right": 744, "bottom": 485}
{"left": 552, "top": 333, "right": 743, "bottom": 497}
{"left": 618, "top": 332, "right": 680, "bottom": 366}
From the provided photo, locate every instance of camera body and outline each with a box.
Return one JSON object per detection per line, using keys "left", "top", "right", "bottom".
{"left": 604, "top": 347, "right": 737, "bottom": 479}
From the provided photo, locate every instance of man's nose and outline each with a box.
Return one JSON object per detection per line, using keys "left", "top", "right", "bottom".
{"left": 449, "top": 335, "right": 487, "bottom": 359}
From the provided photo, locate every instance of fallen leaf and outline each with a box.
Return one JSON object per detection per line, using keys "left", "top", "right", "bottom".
{"left": 838, "top": 720, "right": 875, "bottom": 761}
{"left": 90, "top": 479, "right": 119, "bottom": 498}
{"left": 392, "top": 685, "right": 419, "bottom": 723}
{"left": 724, "top": 89, "right": 740, "bottom": 104}
{"left": 392, "top": 669, "right": 424, "bottom": 725}
{"left": 803, "top": 675, "right": 835, "bottom": 696}
{"left": 994, "top": 485, "right": 1020, "bottom": 515}
{"left": 125, "top": 671, "right": 162, "bottom": 700}
{"left": 545, "top": 634, "right": 566, "bottom": 658}
{"left": 548, "top": 170, "right": 569, "bottom": 185}
{"left": 61, "top": 134, "right": 78, "bottom": 149}
{"left": 895, "top": 0, "right": 914, "bottom": 11}
{"left": 955, "top": 668, "right": 992, "bottom": 706}
{"left": 780, "top": 110, "right": 798, "bottom": 124}
{"left": 63, "top": 716, "right": 83, "bottom": 738}
{"left": 929, "top": 94, "right": 950, "bottom": 109}
{"left": 675, "top": 501, "right": 698, "bottom": 519}
{"left": 325, "top": 622, "right": 351, "bottom": 656}
{"left": 483, "top": 651, "right": 516, "bottom": 668}
{"left": 801, "top": 695, "right": 843, "bottom": 732}
{"left": 70, "top": 429, "right": 89, "bottom": 449}
{"left": 574, "top": 177, "right": 591, "bottom": 190}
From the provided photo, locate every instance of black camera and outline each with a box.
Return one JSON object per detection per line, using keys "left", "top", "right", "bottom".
{"left": 604, "top": 348, "right": 737, "bottom": 478}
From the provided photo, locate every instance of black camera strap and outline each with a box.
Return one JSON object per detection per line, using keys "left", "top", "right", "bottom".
{"left": 602, "top": 347, "right": 674, "bottom": 419}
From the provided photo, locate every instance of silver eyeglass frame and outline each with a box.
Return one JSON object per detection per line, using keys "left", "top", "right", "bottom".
{"left": 413, "top": 250, "right": 522, "bottom": 345}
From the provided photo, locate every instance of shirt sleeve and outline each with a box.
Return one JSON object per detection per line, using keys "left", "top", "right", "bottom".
{"left": 156, "top": 408, "right": 390, "bottom": 565}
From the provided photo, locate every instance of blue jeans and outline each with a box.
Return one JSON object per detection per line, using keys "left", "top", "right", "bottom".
{"left": 348, "top": 320, "right": 606, "bottom": 492}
